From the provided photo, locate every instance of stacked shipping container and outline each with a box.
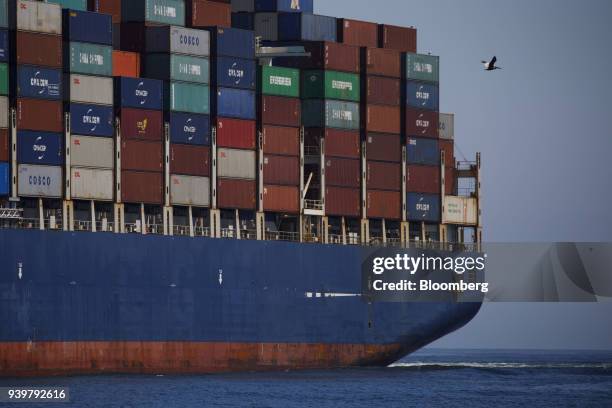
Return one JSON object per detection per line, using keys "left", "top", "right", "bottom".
{"left": 186, "top": 0, "right": 231, "bottom": 28}
{"left": 439, "top": 112, "right": 455, "bottom": 195}
{"left": 0, "top": 0, "right": 8, "bottom": 195}
{"left": 231, "top": 0, "right": 314, "bottom": 41}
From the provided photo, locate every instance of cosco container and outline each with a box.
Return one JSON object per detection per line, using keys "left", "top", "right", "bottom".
{"left": 260, "top": 95, "right": 300, "bottom": 127}
{"left": 367, "top": 161, "right": 401, "bottom": 191}
{"left": 170, "top": 174, "right": 210, "bottom": 206}
{"left": 439, "top": 113, "right": 454, "bottom": 140}
{"left": 406, "top": 108, "right": 439, "bottom": 138}
{"left": 170, "top": 144, "right": 210, "bottom": 177}
{"left": 16, "top": 32, "right": 62, "bottom": 68}
{"left": 16, "top": 66, "right": 62, "bottom": 100}
{"left": 122, "top": 0, "right": 186, "bottom": 26}
{"left": 263, "top": 155, "right": 299, "bottom": 186}
{"left": 216, "top": 118, "right": 256, "bottom": 150}
{"left": 217, "top": 148, "right": 256, "bottom": 180}
{"left": 407, "top": 193, "right": 440, "bottom": 223}
{"left": 407, "top": 137, "right": 439, "bottom": 166}
{"left": 364, "top": 76, "right": 401, "bottom": 106}
{"left": 361, "top": 48, "right": 401, "bottom": 78}
{"left": 214, "top": 87, "right": 254, "bottom": 119}
{"left": 70, "top": 134, "right": 114, "bottom": 168}
{"left": 278, "top": 13, "right": 336, "bottom": 42}
{"left": 119, "top": 108, "right": 163, "bottom": 141}
{"left": 217, "top": 178, "right": 256, "bottom": 210}
{"left": 69, "top": 103, "right": 114, "bottom": 137}
{"left": 258, "top": 66, "right": 299, "bottom": 97}
{"left": 304, "top": 128, "right": 360, "bottom": 159}
{"left": 113, "top": 50, "right": 140, "bottom": 78}
{"left": 325, "top": 157, "right": 360, "bottom": 188}
{"left": 208, "top": 26, "right": 254, "bottom": 59}
{"left": 66, "top": 74, "right": 113, "bottom": 105}
{"left": 325, "top": 186, "right": 360, "bottom": 217}
{"left": 407, "top": 165, "right": 440, "bottom": 195}
{"left": 62, "top": 9, "right": 112, "bottom": 45}
{"left": 17, "top": 131, "right": 64, "bottom": 165}
{"left": 301, "top": 100, "right": 359, "bottom": 130}
{"left": 365, "top": 105, "right": 400, "bottom": 134}
{"left": 115, "top": 77, "right": 163, "bottom": 110}
{"left": 367, "top": 190, "right": 401, "bottom": 220}
{"left": 0, "top": 29, "right": 8, "bottom": 62}
{"left": 255, "top": 0, "right": 313, "bottom": 12}
{"left": 187, "top": 0, "right": 231, "bottom": 28}
{"left": 276, "top": 42, "right": 360, "bottom": 74}
{"left": 66, "top": 42, "right": 113, "bottom": 76}
{"left": 406, "top": 81, "right": 440, "bottom": 111}
{"left": 121, "top": 139, "right": 163, "bottom": 172}
{"left": 17, "top": 164, "right": 62, "bottom": 198}
{"left": 0, "top": 162, "right": 8, "bottom": 195}
{"left": 168, "top": 112, "right": 210, "bottom": 145}
{"left": 47, "top": 0, "right": 87, "bottom": 10}
{"left": 146, "top": 25, "right": 210, "bottom": 57}
{"left": 366, "top": 133, "right": 401, "bottom": 163}
{"left": 262, "top": 126, "right": 299, "bottom": 156}
{"left": 146, "top": 54, "right": 210, "bottom": 84}
{"left": 379, "top": 24, "right": 417, "bottom": 53}
{"left": 405, "top": 53, "right": 440, "bottom": 83}
{"left": 121, "top": 170, "right": 163, "bottom": 204}
{"left": 15, "top": 0, "right": 62, "bottom": 34}
{"left": 70, "top": 167, "right": 113, "bottom": 201}
{"left": 263, "top": 185, "right": 299, "bottom": 214}
{"left": 17, "top": 99, "right": 63, "bottom": 132}
{"left": 302, "top": 70, "right": 360, "bottom": 102}
{"left": 337, "top": 18, "right": 378, "bottom": 48}
{"left": 254, "top": 13, "right": 277, "bottom": 41}
{"left": 166, "top": 82, "right": 210, "bottom": 114}
{"left": 213, "top": 56, "right": 255, "bottom": 89}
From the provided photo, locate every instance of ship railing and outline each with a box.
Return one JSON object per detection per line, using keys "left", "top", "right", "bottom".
{"left": 16, "top": 218, "right": 40, "bottom": 230}
{"left": 241, "top": 229, "right": 258, "bottom": 240}
{"left": 146, "top": 224, "right": 164, "bottom": 235}
{"left": 74, "top": 220, "right": 92, "bottom": 231}
{"left": 302, "top": 234, "right": 321, "bottom": 243}
{"left": 221, "top": 228, "right": 237, "bottom": 239}
{"left": 172, "top": 225, "right": 191, "bottom": 236}
{"left": 96, "top": 221, "right": 114, "bottom": 232}
{"left": 265, "top": 230, "right": 300, "bottom": 242}
{"left": 43, "top": 218, "right": 62, "bottom": 231}
{"left": 194, "top": 226, "right": 210, "bottom": 237}
{"left": 304, "top": 199, "right": 323, "bottom": 211}
{"left": 328, "top": 233, "right": 343, "bottom": 244}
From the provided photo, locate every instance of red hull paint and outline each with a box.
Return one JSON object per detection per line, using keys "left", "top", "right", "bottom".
{"left": 0, "top": 341, "right": 403, "bottom": 377}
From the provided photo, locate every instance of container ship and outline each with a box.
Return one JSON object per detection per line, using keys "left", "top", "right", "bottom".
{"left": 0, "top": 0, "right": 483, "bottom": 376}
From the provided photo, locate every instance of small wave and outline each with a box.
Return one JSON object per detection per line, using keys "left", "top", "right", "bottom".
{"left": 388, "top": 362, "right": 612, "bottom": 370}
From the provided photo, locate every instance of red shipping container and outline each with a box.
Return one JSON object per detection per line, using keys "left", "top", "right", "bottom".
{"left": 121, "top": 139, "right": 163, "bottom": 172}
{"left": 260, "top": 96, "right": 300, "bottom": 127}
{"left": 366, "top": 133, "right": 401, "bottom": 163}
{"left": 263, "top": 155, "right": 299, "bottom": 186}
{"left": 367, "top": 190, "right": 401, "bottom": 220}
{"left": 325, "top": 186, "right": 360, "bottom": 217}
{"left": 216, "top": 118, "right": 256, "bottom": 150}
{"left": 365, "top": 76, "right": 401, "bottom": 106}
{"left": 17, "top": 99, "right": 63, "bottom": 133}
{"left": 378, "top": 24, "right": 417, "bottom": 53}
{"left": 406, "top": 108, "right": 439, "bottom": 138}
{"left": 263, "top": 185, "right": 299, "bottom": 214}
{"left": 366, "top": 105, "right": 401, "bottom": 135}
{"left": 445, "top": 167, "right": 455, "bottom": 195}
{"left": 89, "top": 0, "right": 121, "bottom": 23}
{"left": 113, "top": 50, "right": 140, "bottom": 77}
{"left": 439, "top": 140, "right": 455, "bottom": 168}
{"left": 326, "top": 157, "right": 360, "bottom": 188}
{"left": 121, "top": 170, "right": 163, "bottom": 204}
{"left": 407, "top": 165, "right": 440, "bottom": 194}
{"left": 187, "top": 0, "right": 231, "bottom": 28}
{"left": 367, "top": 161, "right": 401, "bottom": 191}
{"left": 362, "top": 48, "right": 401, "bottom": 78}
{"left": 217, "top": 178, "right": 256, "bottom": 210}
{"left": 337, "top": 18, "right": 378, "bottom": 48}
{"left": 262, "top": 126, "right": 299, "bottom": 156}
{"left": 0, "top": 129, "right": 8, "bottom": 162}
{"left": 120, "top": 108, "right": 163, "bottom": 141}
{"left": 304, "top": 128, "right": 360, "bottom": 159}
{"left": 278, "top": 42, "right": 360, "bottom": 74}
{"left": 16, "top": 32, "right": 62, "bottom": 68}
{"left": 170, "top": 144, "right": 211, "bottom": 177}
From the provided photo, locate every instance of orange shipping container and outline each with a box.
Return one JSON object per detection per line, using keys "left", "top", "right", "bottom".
{"left": 113, "top": 51, "right": 140, "bottom": 78}
{"left": 439, "top": 140, "right": 455, "bottom": 168}
{"left": 217, "top": 178, "right": 256, "bottom": 210}
{"left": 263, "top": 185, "right": 299, "bottom": 214}
{"left": 121, "top": 140, "right": 163, "bottom": 172}
{"left": 326, "top": 186, "right": 360, "bottom": 217}
{"left": 366, "top": 105, "right": 401, "bottom": 135}
{"left": 262, "top": 126, "right": 299, "bottom": 156}
{"left": 367, "top": 161, "right": 401, "bottom": 191}
{"left": 0, "top": 129, "right": 8, "bottom": 162}
{"left": 121, "top": 171, "right": 163, "bottom": 204}
{"left": 445, "top": 167, "right": 455, "bottom": 195}
{"left": 407, "top": 165, "right": 440, "bottom": 194}
{"left": 170, "top": 144, "right": 211, "bottom": 177}
{"left": 367, "top": 190, "right": 401, "bottom": 220}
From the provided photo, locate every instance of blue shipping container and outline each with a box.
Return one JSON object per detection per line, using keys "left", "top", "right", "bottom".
{"left": 0, "top": 162, "right": 8, "bottom": 195}
{"left": 69, "top": 103, "right": 114, "bottom": 137}
{"left": 62, "top": 9, "right": 113, "bottom": 45}
{"left": 407, "top": 193, "right": 441, "bottom": 223}
{"left": 209, "top": 27, "right": 255, "bottom": 59}
{"left": 17, "top": 66, "right": 62, "bottom": 100}
{"left": 255, "top": 0, "right": 314, "bottom": 12}
{"left": 278, "top": 13, "right": 337, "bottom": 42}
{"left": 407, "top": 137, "right": 439, "bottom": 166}
{"left": 0, "top": 29, "right": 8, "bottom": 62}
{"left": 17, "top": 131, "right": 64, "bottom": 166}
{"left": 231, "top": 13, "right": 254, "bottom": 31}
{"left": 168, "top": 112, "right": 211, "bottom": 146}
{"left": 214, "top": 87, "right": 255, "bottom": 120}
{"left": 214, "top": 56, "right": 256, "bottom": 90}
{"left": 406, "top": 81, "right": 440, "bottom": 111}
{"left": 115, "top": 77, "right": 163, "bottom": 110}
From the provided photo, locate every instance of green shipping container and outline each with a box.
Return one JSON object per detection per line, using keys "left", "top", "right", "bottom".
{"left": 166, "top": 82, "right": 210, "bottom": 114}
{"left": 302, "top": 70, "right": 360, "bottom": 102}
{"left": 0, "top": 63, "right": 7, "bottom": 95}
{"left": 68, "top": 42, "right": 113, "bottom": 76}
{"left": 0, "top": 0, "right": 7, "bottom": 28}
{"left": 45, "top": 0, "right": 87, "bottom": 10}
{"left": 146, "top": 54, "right": 210, "bottom": 84}
{"left": 302, "top": 99, "right": 360, "bottom": 130}
{"left": 259, "top": 66, "right": 300, "bottom": 97}
{"left": 405, "top": 53, "right": 440, "bottom": 83}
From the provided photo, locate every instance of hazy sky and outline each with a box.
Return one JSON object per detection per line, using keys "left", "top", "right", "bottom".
{"left": 318, "top": 0, "right": 612, "bottom": 349}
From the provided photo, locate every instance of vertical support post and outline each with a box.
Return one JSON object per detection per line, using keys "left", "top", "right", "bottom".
{"left": 210, "top": 208, "right": 221, "bottom": 238}
{"left": 256, "top": 211, "right": 264, "bottom": 241}
{"left": 64, "top": 113, "right": 71, "bottom": 201}
{"left": 421, "top": 221, "right": 426, "bottom": 242}
{"left": 400, "top": 222, "right": 409, "bottom": 248}
{"left": 10, "top": 108, "right": 17, "bottom": 201}
{"left": 114, "top": 203, "right": 125, "bottom": 233}
{"left": 164, "top": 123, "right": 170, "bottom": 207}
{"left": 211, "top": 126, "right": 217, "bottom": 210}
{"left": 320, "top": 136, "right": 326, "bottom": 213}
{"left": 188, "top": 206, "right": 194, "bottom": 238}
{"left": 140, "top": 203, "right": 146, "bottom": 235}
{"left": 322, "top": 216, "right": 329, "bottom": 244}
{"left": 360, "top": 219, "right": 369, "bottom": 245}
{"left": 299, "top": 215, "right": 304, "bottom": 243}
{"left": 361, "top": 140, "right": 367, "bottom": 221}
{"left": 341, "top": 216, "right": 347, "bottom": 245}
{"left": 401, "top": 145, "right": 407, "bottom": 223}
{"left": 90, "top": 200, "right": 96, "bottom": 232}
{"left": 38, "top": 198, "right": 44, "bottom": 230}
{"left": 476, "top": 152, "right": 483, "bottom": 251}
{"left": 382, "top": 219, "right": 387, "bottom": 245}
{"left": 257, "top": 130, "right": 264, "bottom": 213}
{"left": 235, "top": 209, "right": 241, "bottom": 240}
{"left": 299, "top": 127, "right": 305, "bottom": 213}
{"left": 115, "top": 117, "right": 122, "bottom": 206}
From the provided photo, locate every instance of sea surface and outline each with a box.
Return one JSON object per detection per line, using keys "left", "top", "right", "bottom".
{"left": 1, "top": 349, "right": 610, "bottom": 408}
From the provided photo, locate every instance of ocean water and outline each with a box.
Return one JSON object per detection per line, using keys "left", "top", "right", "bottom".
{"left": 1, "top": 349, "right": 611, "bottom": 408}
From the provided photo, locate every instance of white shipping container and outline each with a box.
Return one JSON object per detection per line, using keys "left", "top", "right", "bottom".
{"left": 217, "top": 148, "right": 256, "bottom": 180}
{"left": 0, "top": 96, "right": 8, "bottom": 129}
{"left": 67, "top": 74, "right": 114, "bottom": 105}
{"left": 70, "top": 135, "right": 114, "bottom": 169}
{"left": 71, "top": 167, "right": 114, "bottom": 201}
{"left": 439, "top": 113, "right": 455, "bottom": 140}
{"left": 146, "top": 26, "right": 210, "bottom": 57}
{"left": 443, "top": 196, "right": 478, "bottom": 225}
{"left": 16, "top": 0, "right": 62, "bottom": 34}
{"left": 18, "top": 164, "right": 63, "bottom": 198}
{"left": 170, "top": 174, "right": 210, "bottom": 206}
{"left": 255, "top": 13, "right": 278, "bottom": 41}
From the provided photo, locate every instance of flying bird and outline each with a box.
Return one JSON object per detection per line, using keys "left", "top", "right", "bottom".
{"left": 482, "top": 56, "right": 502, "bottom": 71}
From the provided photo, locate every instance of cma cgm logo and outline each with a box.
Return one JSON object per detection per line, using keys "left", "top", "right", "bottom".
{"left": 135, "top": 81, "right": 149, "bottom": 105}
{"left": 30, "top": 71, "right": 49, "bottom": 95}
{"left": 415, "top": 197, "right": 431, "bottom": 213}
{"left": 416, "top": 115, "right": 430, "bottom": 133}
{"left": 416, "top": 85, "right": 431, "bottom": 105}
{"left": 180, "top": 34, "right": 200, "bottom": 47}
{"left": 83, "top": 109, "right": 101, "bottom": 132}
{"left": 228, "top": 62, "right": 244, "bottom": 85}
{"left": 32, "top": 136, "right": 47, "bottom": 161}
{"left": 183, "top": 118, "right": 196, "bottom": 141}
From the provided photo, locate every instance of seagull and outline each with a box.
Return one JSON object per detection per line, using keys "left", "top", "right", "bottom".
{"left": 482, "top": 56, "right": 502, "bottom": 71}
